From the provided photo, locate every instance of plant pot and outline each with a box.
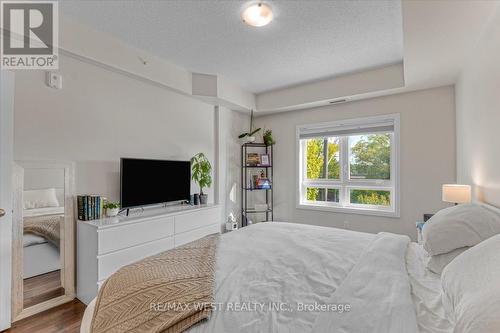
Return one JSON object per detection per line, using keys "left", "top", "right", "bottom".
{"left": 106, "top": 208, "right": 119, "bottom": 217}
{"left": 199, "top": 194, "right": 208, "bottom": 205}
{"left": 246, "top": 136, "right": 256, "bottom": 143}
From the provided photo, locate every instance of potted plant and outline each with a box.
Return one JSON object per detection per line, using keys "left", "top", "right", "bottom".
{"left": 263, "top": 129, "right": 276, "bottom": 146}
{"left": 238, "top": 109, "right": 261, "bottom": 143}
{"left": 104, "top": 201, "right": 120, "bottom": 217}
{"left": 191, "top": 152, "right": 212, "bottom": 205}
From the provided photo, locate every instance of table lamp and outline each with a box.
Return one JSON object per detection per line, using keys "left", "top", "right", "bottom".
{"left": 442, "top": 184, "right": 471, "bottom": 205}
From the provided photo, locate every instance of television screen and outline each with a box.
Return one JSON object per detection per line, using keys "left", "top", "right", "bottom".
{"left": 120, "top": 158, "right": 191, "bottom": 208}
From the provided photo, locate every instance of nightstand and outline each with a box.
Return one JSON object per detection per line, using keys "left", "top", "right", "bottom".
{"left": 416, "top": 221, "right": 425, "bottom": 244}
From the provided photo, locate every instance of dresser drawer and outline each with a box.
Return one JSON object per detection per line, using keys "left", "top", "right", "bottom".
{"left": 97, "top": 236, "right": 174, "bottom": 281}
{"left": 174, "top": 207, "right": 221, "bottom": 234}
{"left": 98, "top": 217, "right": 174, "bottom": 254}
{"left": 175, "top": 223, "right": 220, "bottom": 247}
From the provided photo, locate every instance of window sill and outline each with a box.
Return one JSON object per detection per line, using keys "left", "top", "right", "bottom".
{"left": 297, "top": 203, "right": 400, "bottom": 218}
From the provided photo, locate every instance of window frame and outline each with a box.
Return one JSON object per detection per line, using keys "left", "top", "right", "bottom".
{"left": 296, "top": 114, "right": 400, "bottom": 218}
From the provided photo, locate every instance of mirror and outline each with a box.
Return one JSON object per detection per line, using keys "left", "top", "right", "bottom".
{"left": 12, "top": 161, "right": 75, "bottom": 320}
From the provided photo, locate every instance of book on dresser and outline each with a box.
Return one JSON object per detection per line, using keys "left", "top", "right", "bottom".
{"left": 77, "top": 194, "right": 106, "bottom": 220}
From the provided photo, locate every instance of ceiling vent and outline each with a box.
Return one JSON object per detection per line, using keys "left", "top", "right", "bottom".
{"left": 329, "top": 99, "right": 348, "bottom": 105}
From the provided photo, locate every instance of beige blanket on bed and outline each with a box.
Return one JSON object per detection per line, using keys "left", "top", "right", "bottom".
{"left": 91, "top": 233, "right": 219, "bottom": 333}
{"left": 23, "top": 214, "right": 62, "bottom": 247}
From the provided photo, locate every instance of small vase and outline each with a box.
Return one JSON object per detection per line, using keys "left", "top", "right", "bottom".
{"left": 106, "top": 208, "right": 119, "bottom": 217}
{"left": 194, "top": 193, "right": 200, "bottom": 205}
{"left": 200, "top": 194, "right": 208, "bottom": 205}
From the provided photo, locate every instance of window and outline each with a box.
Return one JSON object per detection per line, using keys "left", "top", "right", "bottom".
{"left": 297, "top": 114, "right": 399, "bottom": 217}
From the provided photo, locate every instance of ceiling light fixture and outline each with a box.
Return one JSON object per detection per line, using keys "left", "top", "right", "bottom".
{"left": 242, "top": 2, "right": 273, "bottom": 27}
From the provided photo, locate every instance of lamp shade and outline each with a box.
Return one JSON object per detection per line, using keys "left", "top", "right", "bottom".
{"left": 442, "top": 184, "right": 471, "bottom": 204}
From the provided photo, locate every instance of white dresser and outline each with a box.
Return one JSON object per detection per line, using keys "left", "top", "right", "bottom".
{"left": 76, "top": 204, "right": 222, "bottom": 305}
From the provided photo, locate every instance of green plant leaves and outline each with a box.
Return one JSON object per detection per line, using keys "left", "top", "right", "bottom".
{"left": 249, "top": 127, "right": 261, "bottom": 136}
{"left": 190, "top": 152, "right": 212, "bottom": 193}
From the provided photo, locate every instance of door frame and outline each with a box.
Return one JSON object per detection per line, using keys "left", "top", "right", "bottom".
{"left": 0, "top": 70, "right": 15, "bottom": 330}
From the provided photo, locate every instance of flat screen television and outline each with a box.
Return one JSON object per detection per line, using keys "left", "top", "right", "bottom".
{"left": 120, "top": 158, "right": 191, "bottom": 208}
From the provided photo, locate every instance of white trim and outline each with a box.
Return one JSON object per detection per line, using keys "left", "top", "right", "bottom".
{"left": 0, "top": 70, "right": 14, "bottom": 331}
{"left": 297, "top": 203, "right": 398, "bottom": 218}
{"left": 296, "top": 114, "right": 400, "bottom": 218}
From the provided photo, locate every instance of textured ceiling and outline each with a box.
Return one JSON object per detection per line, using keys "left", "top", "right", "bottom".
{"left": 60, "top": 0, "right": 403, "bottom": 94}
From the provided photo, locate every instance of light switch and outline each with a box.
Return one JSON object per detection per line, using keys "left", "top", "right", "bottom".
{"left": 46, "top": 71, "right": 62, "bottom": 89}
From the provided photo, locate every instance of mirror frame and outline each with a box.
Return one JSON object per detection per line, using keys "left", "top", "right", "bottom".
{"left": 12, "top": 161, "right": 75, "bottom": 321}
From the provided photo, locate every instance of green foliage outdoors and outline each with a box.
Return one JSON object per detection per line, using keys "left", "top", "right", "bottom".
{"left": 350, "top": 134, "right": 390, "bottom": 180}
{"left": 305, "top": 134, "right": 391, "bottom": 205}
{"left": 191, "top": 152, "right": 212, "bottom": 195}
{"left": 306, "top": 138, "right": 340, "bottom": 200}
{"left": 350, "top": 190, "right": 390, "bottom": 206}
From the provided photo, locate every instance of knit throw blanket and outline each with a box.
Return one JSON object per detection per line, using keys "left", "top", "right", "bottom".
{"left": 91, "top": 233, "right": 220, "bottom": 333}
{"left": 23, "top": 214, "right": 62, "bottom": 247}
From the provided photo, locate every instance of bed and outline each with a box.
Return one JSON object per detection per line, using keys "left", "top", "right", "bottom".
{"left": 80, "top": 222, "right": 459, "bottom": 333}
{"left": 23, "top": 206, "right": 63, "bottom": 279}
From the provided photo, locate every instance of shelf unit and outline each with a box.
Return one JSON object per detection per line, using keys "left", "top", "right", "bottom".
{"left": 241, "top": 142, "right": 273, "bottom": 227}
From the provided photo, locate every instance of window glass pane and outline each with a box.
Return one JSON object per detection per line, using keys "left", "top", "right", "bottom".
{"left": 349, "top": 133, "right": 391, "bottom": 180}
{"left": 306, "top": 187, "right": 325, "bottom": 201}
{"left": 350, "top": 189, "right": 391, "bottom": 206}
{"left": 327, "top": 137, "right": 340, "bottom": 179}
{"left": 327, "top": 189, "right": 340, "bottom": 203}
{"left": 305, "top": 138, "right": 325, "bottom": 180}
{"left": 305, "top": 137, "right": 340, "bottom": 180}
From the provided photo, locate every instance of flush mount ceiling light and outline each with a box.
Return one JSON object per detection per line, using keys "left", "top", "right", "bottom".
{"left": 242, "top": 2, "right": 273, "bottom": 27}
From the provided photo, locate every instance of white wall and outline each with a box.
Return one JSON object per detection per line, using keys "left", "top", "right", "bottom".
{"left": 14, "top": 54, "right": 215, "bottom": 203}
{"left": 216, "top": 106, "right": 250, "bottom": 222}
{"left": 254, "top": 86, "right": 456, "bottom": 239}
{"left": 456, "top": 6, "right": 500, "bottom": 207}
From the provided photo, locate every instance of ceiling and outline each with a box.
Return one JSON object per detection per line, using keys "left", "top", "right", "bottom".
{"left": 60, "top": 0, "right": 403, "bottom": 94}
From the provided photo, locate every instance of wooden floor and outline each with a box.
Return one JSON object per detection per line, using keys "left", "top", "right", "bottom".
{"left": 23, "top": 270, "right": 65, "bottom": 308}
{"left": 5, "top": 299, "right": 86, "bottom": 333}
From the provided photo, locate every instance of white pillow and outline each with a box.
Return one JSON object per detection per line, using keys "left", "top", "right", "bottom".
{"left": 23, "top": 188, "right": 60, "bottom": 209}
{"left": 427, "top": 247, "right": 469, "bottom": 275}
{"left": 422, "top": 204, "right": 500, "bottom": 256}
{"left": 441, "top": 233, "right": 500, "bottom": 333}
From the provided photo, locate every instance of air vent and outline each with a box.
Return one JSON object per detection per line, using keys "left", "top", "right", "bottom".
{"left": 329, "top": 99, "right": 347, "bottom": 104}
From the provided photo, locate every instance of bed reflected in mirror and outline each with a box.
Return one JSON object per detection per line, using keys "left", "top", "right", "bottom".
{"left": 22, "top": 168, "right": 65, "bottom": 308}
{"left": 12, "top": 161, "right": 75, "bottom": 320}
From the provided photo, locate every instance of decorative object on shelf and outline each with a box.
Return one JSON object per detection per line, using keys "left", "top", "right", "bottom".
{"left": 263, "top": 129, "right": 276, "bottom": 146}
{"left": 104, "top": 201, "right": 120, "bottom": 217}
{"left": 238, "top": 109, "right": 261, "bottom": 143}
{"left": 241, "top": 142, "right": 273, "bottom": 226}
{"left": 191, "top": 152, "right": 212, "bottom": 205}
{"left": 193, "top": 193, "right": 200, "bottom": 205}
{"left": 246, "top": 153, "right": 260, "bottom": 166}
{"left": 226, "top": 213, "right": 238, "bottom": 231}
{"left": 260, "top": 154, "right": 270, "bottom": 166}
{"left": 256, "top": 178, "right": 271, "bottom": 189}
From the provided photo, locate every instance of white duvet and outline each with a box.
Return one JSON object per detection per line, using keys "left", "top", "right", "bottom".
{"left": 81, "top": 222, "right": 419, "bottom": 333}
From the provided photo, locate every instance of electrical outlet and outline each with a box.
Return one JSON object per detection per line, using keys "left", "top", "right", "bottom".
{"left": 46, "top": 71, "right": 62, "bottom": 89}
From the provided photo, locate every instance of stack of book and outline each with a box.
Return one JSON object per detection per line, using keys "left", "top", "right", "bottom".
{"left": 77, "top": 195, "right": 106, "bottom": 221}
